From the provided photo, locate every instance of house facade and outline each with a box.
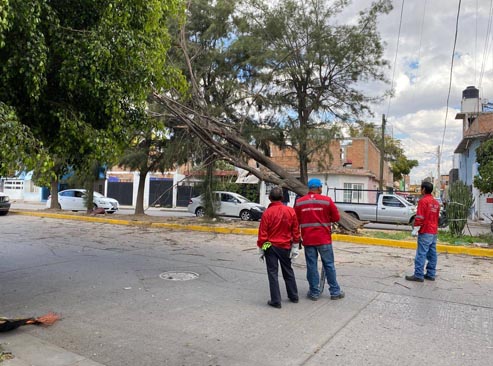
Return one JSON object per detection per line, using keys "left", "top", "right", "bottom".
{"left": 454, "top": 86, "right": 493, "bottom": 220}
{"left": 258, "top": 137, "right": 393, "bottom": 206}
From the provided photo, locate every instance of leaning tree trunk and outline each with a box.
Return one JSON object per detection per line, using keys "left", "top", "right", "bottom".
{"left": 152, "top": 93, "right": 364, "bottom": 233}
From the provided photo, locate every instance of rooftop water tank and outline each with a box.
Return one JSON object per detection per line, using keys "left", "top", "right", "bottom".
{"left": 461, "top": 86, "right": 480, "bottom": 113}
{"left": 462, "top": 86, "right": 479, "bottom": 99}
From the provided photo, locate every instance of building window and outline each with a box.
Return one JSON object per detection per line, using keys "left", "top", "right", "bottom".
{"left": 343, "top": 183, "right": 363, "bottom": 203}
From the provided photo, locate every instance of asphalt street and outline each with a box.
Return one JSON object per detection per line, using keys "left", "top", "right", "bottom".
{"left": 1, "top": 214, "right": 493, "bottom": 366}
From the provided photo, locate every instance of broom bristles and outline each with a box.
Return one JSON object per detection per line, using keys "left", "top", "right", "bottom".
{"left": 27, "top": 312, "right": 61, "bottom": 326}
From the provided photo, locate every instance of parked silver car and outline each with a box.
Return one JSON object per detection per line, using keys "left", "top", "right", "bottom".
{"left": 187, "top": 191, "right": 265, "bottom": 221}
{"left": 46, "top": 189, "right": 119, "bottom": 213}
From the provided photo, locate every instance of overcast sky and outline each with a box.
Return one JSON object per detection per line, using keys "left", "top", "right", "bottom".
{"left": 349, "top": 0, "right": 492, "bottom": 184}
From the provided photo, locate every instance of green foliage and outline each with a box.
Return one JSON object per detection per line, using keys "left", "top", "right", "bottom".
{"left": 474, "top": 138, "right": 493, "bottom": 194}
{"left": 231, "top": 0, "right": 392, "bottom": 182}
{"left": 448, "top": 181, "right": 474, "bottom": 237}
{"left": 0, "top": 0, "right": 183, "bottom": 188}
{"left": 0, "top": 102, "right": 53, "bottom": 181}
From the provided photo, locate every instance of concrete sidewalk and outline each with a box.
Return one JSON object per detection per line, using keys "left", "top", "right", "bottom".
{"left": 1, "top": 334, "right": 104, "bottom": 366}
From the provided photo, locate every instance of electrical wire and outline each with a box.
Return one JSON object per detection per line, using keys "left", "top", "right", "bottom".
{"left": 440, "top": 0, "right": 461, "bottom": 178}
{"left": 386, "top": 0, "right": 406, "bottom": 118}
{"left": 478, "top": 0, "right": 493, "bottom": 90}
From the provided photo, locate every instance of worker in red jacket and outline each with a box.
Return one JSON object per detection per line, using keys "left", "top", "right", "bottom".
{"left": 257, "top": 186, "right": 301, "bottom": 309}
{"left": 406, "top": 181, "right": 440, "bottom": 282}
{"left": 294, "top": 178, "right": 344, "bottom": 301}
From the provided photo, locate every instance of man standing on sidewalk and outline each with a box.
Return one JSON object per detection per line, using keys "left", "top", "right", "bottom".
{"left": 257, "top": 186, "right": 301, "bottom": 309}
{"left": 294, "top": 178, "right": 344, "bottom": 301}
{"left": 406, "top": 181, "right": 440, "bottom": 282}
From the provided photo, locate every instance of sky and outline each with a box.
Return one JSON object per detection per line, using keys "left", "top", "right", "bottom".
{"left": 346, "top": 0, "right": 493, "bottom": 184}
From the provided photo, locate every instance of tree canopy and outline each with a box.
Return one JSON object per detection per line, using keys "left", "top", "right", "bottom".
{"left": 0, "top": 0, "right": 183, "bottom": 193}
{"left": 474, "top": 138, "right": 493, "bottom": 194}
{"left": 231, "top": 0, "right": 392, "bottom": 183}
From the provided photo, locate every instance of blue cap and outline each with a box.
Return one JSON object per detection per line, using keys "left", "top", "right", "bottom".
{"left": 307, "top": 178, "right": 322, "bottom": 189}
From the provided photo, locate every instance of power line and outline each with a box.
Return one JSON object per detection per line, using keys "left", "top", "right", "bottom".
{"left": 478, "top": 0, "right": 493, "bottom": 89}
{"left": 440, "top": 0, "right": 461, "bottom": 179}
{"left": 386, "top": 0, "right": 405, "bottom": 118}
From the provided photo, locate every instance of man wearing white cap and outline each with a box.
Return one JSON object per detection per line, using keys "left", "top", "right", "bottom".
{"left": 294, "top": 178, "right": 344, "bottom": 301}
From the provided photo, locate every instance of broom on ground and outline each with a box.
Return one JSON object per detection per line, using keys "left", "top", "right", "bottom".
{"left": 0, "top": 312, "right": 61, "bottom": 332}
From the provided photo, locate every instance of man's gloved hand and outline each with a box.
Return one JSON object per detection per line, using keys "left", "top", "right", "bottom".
{"left": 290, "top": 246, "right": 300, "bottom": 260}
{"left": 411, "top": 226, "right": 421, "bottom": 237}
{"left": 258, "top": 247, "right": 265, "bottom": 262}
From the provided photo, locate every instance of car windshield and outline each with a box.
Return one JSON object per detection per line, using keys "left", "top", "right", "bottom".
{"left": 93, "top": 192, "right": 104, "bottom": 198}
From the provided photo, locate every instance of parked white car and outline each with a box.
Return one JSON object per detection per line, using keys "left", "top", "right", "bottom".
{"left": 187, "top": 191, "right": 265, "bottom": 221}
{"left": 46, "top": 189, "right": 119, "bottom": 213}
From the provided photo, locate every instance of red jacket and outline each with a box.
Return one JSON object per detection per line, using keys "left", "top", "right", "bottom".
{"left": 414, "top": 194, "right": 440, "bottom": 234}
{"left": 257, "top": 201, "right": 300, "bottom": 249}
{"left": 294, "top": 193, "right": 340, "bottom": 246}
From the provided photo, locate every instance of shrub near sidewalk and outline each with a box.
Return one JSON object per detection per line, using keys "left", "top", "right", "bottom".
{"left": 447, "top": 181, "right": 474, "bottom": 237}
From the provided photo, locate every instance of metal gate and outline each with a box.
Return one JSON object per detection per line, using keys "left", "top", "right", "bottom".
{"left": 176, "top": 186, "right": 199, "bottom": 207}
{"left": 149, "top": 179, "right": 173, "bottom": 207}
{"left": 107, "top": 182, "right": 133, "bottom": 206}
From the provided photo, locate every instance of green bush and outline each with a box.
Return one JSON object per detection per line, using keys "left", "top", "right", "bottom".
{"left": 447, "top": 181, "right": 474, "bottom": 237}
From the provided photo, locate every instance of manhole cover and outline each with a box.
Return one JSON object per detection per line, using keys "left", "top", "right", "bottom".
{"left": 159, "top": 271, "right": 199, "bottom": 281}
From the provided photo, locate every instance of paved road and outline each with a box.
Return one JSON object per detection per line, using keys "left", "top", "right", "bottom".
{"left": 1, "top": 214, "right": 492, "bottom": 365}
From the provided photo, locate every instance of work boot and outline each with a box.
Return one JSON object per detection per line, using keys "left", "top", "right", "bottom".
{"left": 405, "top": 275, "right": 424, "bottom": 282}
{"left": 330, "top": 291, "right": 345, "bottom": 300}
{"left": 424, "top": 274, "right": 436, "bottom": 281}
{"left": 306, "top": 292, "right": 319, "bottom": 301}
{"left": 267, "top": 300, "right": 281, "bottom": 309}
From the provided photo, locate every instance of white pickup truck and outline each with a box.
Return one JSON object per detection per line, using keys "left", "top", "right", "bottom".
{"left": 335, "top": 193, "right": 416, "bottom": 225}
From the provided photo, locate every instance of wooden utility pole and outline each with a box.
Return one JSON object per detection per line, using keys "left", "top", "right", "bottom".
{"left": 379, "top": 114, "right": 386, "bottom": 191}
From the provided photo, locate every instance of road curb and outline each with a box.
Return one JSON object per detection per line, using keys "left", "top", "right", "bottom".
{"left": 10, "top": 210, "right": 493, "bottom": 258}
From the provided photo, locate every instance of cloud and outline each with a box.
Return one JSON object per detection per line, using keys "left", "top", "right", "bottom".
{"left": 354, "top": 0, "right": 493, "bottom": 184}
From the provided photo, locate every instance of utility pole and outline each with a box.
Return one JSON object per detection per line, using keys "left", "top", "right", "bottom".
{"left": 379, "top": 114, "right": 386, "bottom": 191}
{"left": 437, "top": 145, "right": 441, "bottom": 196}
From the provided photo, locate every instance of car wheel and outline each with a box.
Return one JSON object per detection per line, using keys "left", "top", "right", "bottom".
{"left": 195, "top": 207, "right": 205, "bottom": 217}
{"left": 57, "top": 203, "right": 61, "bottom": 209}
{"left": 0, "top": 211, "right": 8, "bottom": 216}
{"left": 107, "top": 211, "right": 115, "bottom": 214}
{"left": 240, "top": 209, "right": 252, "bottom": 221}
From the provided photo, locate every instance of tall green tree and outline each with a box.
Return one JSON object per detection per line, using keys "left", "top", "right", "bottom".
{"left": 233, "top": 0, "right": 392, "bottom": 183}
{"left": 0, "top": 0, "right": 183, "bottom": 207}
{"left": 474, "top": 138, "right": 493, "bottom": 194}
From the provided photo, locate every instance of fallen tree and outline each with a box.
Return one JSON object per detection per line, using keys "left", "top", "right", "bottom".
{"left": 152, "top": 92, "right": 364, "bottom": 233}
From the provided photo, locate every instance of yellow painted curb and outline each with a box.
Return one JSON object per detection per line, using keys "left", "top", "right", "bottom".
{"left": 10, "top": 210, "right": 493, "bottom": 258}
{"left": 332, "top": 234, "right": 493, "bottom": 257}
